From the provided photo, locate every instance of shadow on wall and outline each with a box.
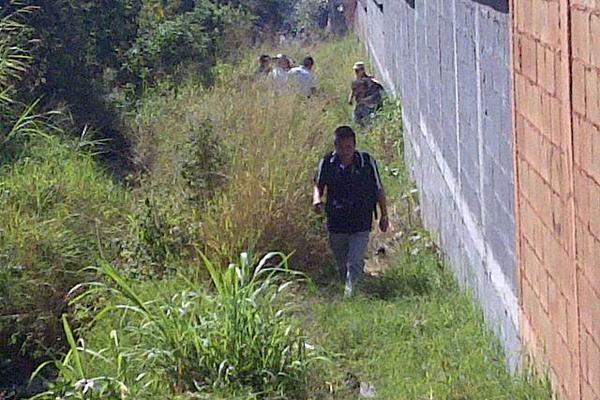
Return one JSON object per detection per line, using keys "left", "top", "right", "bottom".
{"left": 474, "top": 0, "right": 508, "bottom": 13}
{"left": 401, "top": 0, "right": 507, "bottom": 14}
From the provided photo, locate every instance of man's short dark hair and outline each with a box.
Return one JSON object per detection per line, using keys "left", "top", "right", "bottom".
{"left": 303, "top": 56, "right": 314, "bottom": 68}
{"left": 259, "top": 54, "right": 271, "bottom": 62}
{"left": 334, "top": 125, "right": 356, "bottom": 144}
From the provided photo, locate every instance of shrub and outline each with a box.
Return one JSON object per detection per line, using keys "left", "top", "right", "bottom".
{"left": 32, "top": 253, "right": 319, "bottom": 399}
{"left": 124, "top": 2, "right": 254, "bottom": 86}
{"left": 0, "top": 136, "right": 129, "bottom": 378}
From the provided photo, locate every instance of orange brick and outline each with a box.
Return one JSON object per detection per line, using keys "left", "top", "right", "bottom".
{"left": 580, "top": 233, "right": 600, "bottom": 294}
{"left": 549, "top": 96, "right": 563, "bottom": 147}
{"left": 573, "top": 114, "right": 590, "bottom": 168}
{"left": 548, "top": 145, "right": 565, "bottom": 193}
{"left": 586, "top": 68, "right": 600, "bottom": 126}
{"left": 551, "top": 189, "right": 572, "bottom": 247}
{"left": 590, "top": 123, "right": 600, "bottom": 183}
{"left": 591, "top": 12, "right": 600, "bottom": 66}
{"left": 549, "top": 331, "right": 573, "bottom": 390}
{"left": 516, "top": 0, "right": 533, "bottom": 33}
{"left": 540, "top": 91, "right": 554, "bottom": 139}
{"left": 589, "top": 183, "right": 600, "bottom": 238}
{"left": 579, "top": 275, "right": 600, "bottom": 340}
{"left": 573, "top": 60, "right": 587, "bottom": 115}
{"left": 572, "top": 7, "right": 591, "bottom": 62}
{"left": 548, "top": 276, "right": 568, "bottom": 341}
{"left": 566, "top": 299, "right": 580, "bottom": 349}
{"left": 544, "top": 229, "right": 575, "bottom": 295}
{"left": 515, "top": 73, "right": 528, "bottom": 111}
{"left": 585, "top": 333, "right": 600, "bottom": 396}
{"left": 574, "top": 168, "right": 591, "bottom": 223}
{"left": 540, "top": 0, "right": 561, "bottom": 47}
{"left": 521, "top": 35, "right": 538, "bottom": 82}
{"left": 581, "top": 381, "right": 598, "bottom": 400}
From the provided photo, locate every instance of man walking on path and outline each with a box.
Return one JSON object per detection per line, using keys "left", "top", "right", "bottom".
{"left": 289, "top": 56, "right": 318, "bottom": 97}
{"left": 313, "top": 126, "right": 389, "bottom": 297}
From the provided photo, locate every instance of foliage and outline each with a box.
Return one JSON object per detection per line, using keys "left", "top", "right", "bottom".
{"left": 0, "top": 135, "right": 129, "bottom": 379}
{"left": 124, "top": 2, "right": 254, "bottom": 86}
{"left": 116, "top": 194, "right": 195, "bottom": 279}
{"left": 214, "top": 0, "right": 297, "bottom": 32}
{"left": 294, "top": 0, "right": 329, "bottom": 32}
{"left": 31, "top": 253, "right": 319, "bottom": 399}
{"left": 0, "top": 1, "right": 37, "bottom": 162}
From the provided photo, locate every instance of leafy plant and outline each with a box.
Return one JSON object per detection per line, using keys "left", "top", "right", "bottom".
{"left": 31, "top": 252, "right": 322, "bottom": 398}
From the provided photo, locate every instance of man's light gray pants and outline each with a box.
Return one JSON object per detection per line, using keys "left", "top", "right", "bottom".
{"left": 328, "top": 231, "right": 370, "bottom": 293}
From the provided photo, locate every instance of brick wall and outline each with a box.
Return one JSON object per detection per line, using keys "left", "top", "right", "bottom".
{"left": 355, "top": 0, "right": 520, "bottom": 367}
{"left": 513, "top": 0, "right": 600, "bottom": 398}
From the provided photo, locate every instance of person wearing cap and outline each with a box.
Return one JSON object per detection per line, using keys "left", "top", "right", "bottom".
{"left": 313, "top": 125, "right": 389, "bottom": 297}
{"left": 348, "top": 61, "right": 385, "bottom": 126}
{"left": 288, "top": 56, "right": 318, "bottom": 97}
{"left": 269, "top": 54, "right": 292, "bottom": 92}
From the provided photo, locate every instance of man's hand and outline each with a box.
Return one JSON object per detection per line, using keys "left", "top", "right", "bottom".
{"left": 379, "top": 215, "right": 389, "bottom": 232}
{"left": 313, "top": 201, "right": 324, "bottom": 214}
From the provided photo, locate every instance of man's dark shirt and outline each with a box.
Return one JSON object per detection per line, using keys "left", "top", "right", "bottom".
{"left": 315, "top": 151, "right": 383, "bottom": 233}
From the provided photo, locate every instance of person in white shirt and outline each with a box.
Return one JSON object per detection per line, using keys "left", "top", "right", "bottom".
{"left": 269, "top": 54, "right": 291, "bottom": 92}
{"left": 288, "top": 56, "right": 317, "bottom": 97}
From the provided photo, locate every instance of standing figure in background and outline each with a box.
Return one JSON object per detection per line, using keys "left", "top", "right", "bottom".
{"left": 348, "top": 61, "right": 385, "bottom": 126}
{"left": 289, "top": 56, "right": 317, "bottom": 97}
{"left": 270, "top": 54, "right": 292, "bottom": 92}
{"left": 256, "top": 54, "right": 272, "bottom": 77}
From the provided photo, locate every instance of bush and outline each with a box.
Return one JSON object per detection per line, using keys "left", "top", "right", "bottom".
{"left": 0, "top": 136, "right": 129, "bottom": 377}
{"left": 124, "top": 1, "right": 254, "bottom": 86}
{"left": 294, "top": 0, "right": 329, "bottom": 32}
{"left": 32, "top": 253, "right": 318, "bottom": 399}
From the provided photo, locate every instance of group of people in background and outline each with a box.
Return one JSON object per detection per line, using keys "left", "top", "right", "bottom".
{"left": 256, "top": 53, "right": 317, "bottom": 97}
{"left": 256, "top": 54, "right": 385, "bottom": 126}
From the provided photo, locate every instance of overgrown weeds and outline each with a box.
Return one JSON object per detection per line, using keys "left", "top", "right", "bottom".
{"left": 31, "top": 253, "right": 321, "bottom": 399}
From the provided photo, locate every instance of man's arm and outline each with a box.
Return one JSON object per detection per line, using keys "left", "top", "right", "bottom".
{"left": 313, "top": 185, "right": 324, "bottom": 214}
{"left": 368, "top": 154, "right": 388, "bottom": 232}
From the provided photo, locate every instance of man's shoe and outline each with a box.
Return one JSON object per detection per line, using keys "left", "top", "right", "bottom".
{"left": 344, "top": 281, "right": 353, "bottom": 298}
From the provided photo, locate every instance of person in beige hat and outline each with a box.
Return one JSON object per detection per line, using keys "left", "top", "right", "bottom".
{"left": 348, "top": 61, "right": 384, "bottom": 126}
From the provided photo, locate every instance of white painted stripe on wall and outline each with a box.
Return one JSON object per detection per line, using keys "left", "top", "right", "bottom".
{"left": 416, "top": 113, "right": 519, "bottom": 330}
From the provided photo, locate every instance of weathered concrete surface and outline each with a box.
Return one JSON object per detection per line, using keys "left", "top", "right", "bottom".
{"left": 355, "top": 0, "right": 519, "bottom": 368}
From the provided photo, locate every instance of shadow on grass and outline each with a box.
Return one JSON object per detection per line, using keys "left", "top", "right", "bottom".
{"left": 310, "top": 250, "right": 443, "bottom": 301}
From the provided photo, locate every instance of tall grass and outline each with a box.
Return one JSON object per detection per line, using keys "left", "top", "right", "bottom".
{"left": 0, "top": 135, "right": 129, "bottom": 363}
{"left": 127, "top": 38, "right": 366, "bottom": 270}
{"left": 0, "top": 2, "right": 132, "bottom": 382}
{"left": 31, "top": 252, "right": 319, "bottom": 399}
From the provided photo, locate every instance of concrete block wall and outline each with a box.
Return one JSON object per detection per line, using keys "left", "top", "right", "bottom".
{"left": 355, "top": 0, "right": 520, "bottom": 367}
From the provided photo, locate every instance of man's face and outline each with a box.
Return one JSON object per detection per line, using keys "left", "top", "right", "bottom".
{"left": 335, "top": 137, "right": 356, "bottom": 161}
{"left": 354, "top": 68, "right": 365, "bottom": 78}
